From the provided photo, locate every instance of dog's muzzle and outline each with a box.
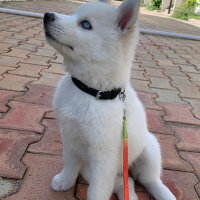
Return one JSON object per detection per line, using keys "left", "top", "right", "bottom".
{"left": 43, "top": 12, "right": 55, "bottom": 38}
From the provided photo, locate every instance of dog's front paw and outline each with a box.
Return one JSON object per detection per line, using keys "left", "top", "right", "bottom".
{"left": 51, "top": 173, "right": 70, "bottom": 191}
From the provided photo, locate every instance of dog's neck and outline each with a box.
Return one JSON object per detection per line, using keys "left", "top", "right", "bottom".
{"left": 63, "top": 59, "right": 131, "bottom": 91}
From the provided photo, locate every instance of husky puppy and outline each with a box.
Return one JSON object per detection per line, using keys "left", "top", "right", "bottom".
{"left": 43, "top": 0, "right": 176, "bottom": 199}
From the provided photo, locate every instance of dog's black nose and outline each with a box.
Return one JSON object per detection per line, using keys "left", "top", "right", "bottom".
{"left": 44, "top": 12, "right": 55, "bottom": 23}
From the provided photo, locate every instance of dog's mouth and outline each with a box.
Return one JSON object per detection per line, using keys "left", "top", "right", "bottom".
{"left": 45, "top": 31, "right": 74, "bottom": 51}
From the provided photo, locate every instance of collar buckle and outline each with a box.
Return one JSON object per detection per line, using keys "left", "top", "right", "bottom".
{"left": 119, "top": 89, "right": 126, "bottom": 101}
{"left": 96, "top": 91, "right": 102, "bottom": 100}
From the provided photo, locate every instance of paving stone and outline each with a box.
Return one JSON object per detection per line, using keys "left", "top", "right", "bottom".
{"left": 140, "top": 60, "right": 159, "bottom": 68}
{"left": 135, "top": 44, "right": 146, "bottom": 51}
{"left": 42, "top": 63, "right": 66, "bottom": 75}
{"left": 180, "top": 152, "right": 200, "bottom": 179}
{"left": 50, "top": 54, "right": 63, "bottom": 64}
{"left": 137, "top": 192, "right": 151, "bottom": 200}
{"left": 148, "top": 76, "right": 175, "bottom": 90}
{"left": 0, "top": 129, "right": 39, "bottom": 179}
{"left": 146, "top": 109, "right": 173, "bottom": 134}
{"left": 0, "top": 37, "right": 22, "bottom": 45}
{"left": 144, "top": 67, "right": 166, "bottom": 78}
{"left": 193, "top": 63, "right": 200, "bottom": 71}
{"left": 151, "top": 88, "right": 186, "bottom": 104}
{"left": 153, "top": 53, "right": 168, "bottom": 60}
{"left": 163, "top": 66, "right": 185, "bottom": 76}
{"left": 15, "top": 84, "right": 55, "bottom": 106}
{"left": 131, "top": 70, "right": 148, "bottom": 80}
{"left": 0, "top": 66, "right": 15, "bottom": 79}
{"left": 179, "top": 65, "right": 200, "bottom": 73}
{"left": 6, "top": 153, "right": 76, "bottom": 200}
{"left": 0, "top": 177, "right": 19, "bottom": 198}
{"left": 11, "top": 33, "right": 30, "bottom": 40}
{"left": 76, "top": 184, "right": 119, "bottom": 200}
{"left": 172, "top": 59, "right": 189, "bottom": 65}
{"left": 0, "top": 101, "right": 50, "bottom": 133}
{"left": 26, "top": 38, "right": 44, "bottom": 46}
{"left": 162, "top": 170, "right": 199, "bottom": 200}
{"left": 0, "top": 56, "right": 21, "bottom": 68}
{"left": 176, "top": 85, "right": 200, "bottom": 99}
{"left": 155, "top": 134, "right": 193, "bottom": 171}
{"left": 9, "top": 63, "right": 47, "bottom": 78}
{"left": 195, "top": 183, "right": 200, "bottom": 197}
{"left": 157, "top": 59, "right": 176, "bottom": 67}
{"left": 33, "top": 48, "right": 56, "bottom": 58}
{"left": 0, "top": 90, "right": 21, "bottom": 112}
{"left": 0, "top": 31, "right": 14, "bottom": 37}
{"left": 139, "top": 40, "right": 156, "bottom": 47}
{"left": 160, "top": 102, "right": 200, "bottom": 125}
{"left": 187, "top": 72, "right": 200, "bottom": 85}
{"left": 0, "top": 43, "right": 12, "bottom": 52}
{"left": 21, "top": 55, "right": 50, "bottom": 66}
{"left": 180, "top": 54, "right": 194, "bottom": 60}
{"left": 137, "top": 91, "right": 162, "bottom": 111}
{"left": 2, "top": 48, "right": 30, "bottom": 58}
{"left": 33, "top": 72, "right": 63, "bottom": 87}
{"left": 29, "top": 119, "right": 62, "bottom": 155}
{"left": 189, "top": 60, "right": 200, "bottom": 67}
{"left": 0, "top": 74, "right": 36, "bottom": 91}
{"left": 17, "top": 43, "right": 38, "bottom": 51}
{"left": 76, "top": 183, "right": 150, "bottom": 200}
{"left": 135, "top": 50, "right": 148, "bottom": 56}
{"left": 145, "top": 47, "right": 161, "bottom": 54}
{"left": 172, "top": 126, "right": 200, "bottom": 152}
{"left": 136, "top": 54, "right": 153, "bottom": 61}
{"left": 184, "top": 98, "right": 200, "bottom": 119}
{"left": 23, "top": 29, "right": 40, "bottom": 36}
{"left": 45, "top": 111, "right": 56, "bottom": 119}
{"left": 165, "top": 53, "right": 181, "bottom": 59}
{"left": 131, "top": 79, "right": 152, "bottom": 93}
{"left": 162, "top": 50, "right": 175, "bottom": 55}
{"left": 41, "top": 43, "right": 55, "bottom": 51}
{"left": 169, "top": 74, "right": 195, "bottom": 86}
{"left": 131, "top": 62, "right": 144, "bottom": 71}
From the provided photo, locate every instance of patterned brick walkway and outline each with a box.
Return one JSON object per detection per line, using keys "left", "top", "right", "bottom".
{"left": 0, "top": 1, "right": 200, "bottom": 200}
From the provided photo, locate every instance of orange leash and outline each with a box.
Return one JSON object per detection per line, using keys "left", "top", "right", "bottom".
{"left": 123, "top": 110, "right": 129, "bottom": 200}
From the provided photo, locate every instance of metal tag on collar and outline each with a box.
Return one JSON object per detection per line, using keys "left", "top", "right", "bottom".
{"left": 119, "top": 89, "right": 126, "bottom": 101}
{"left": 96, "top": 91, "right": 102, "bottom": 99}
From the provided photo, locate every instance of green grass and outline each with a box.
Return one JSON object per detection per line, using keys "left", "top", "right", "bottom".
{"left": 172, "top": 0, "right": 200, "bottom": 20}
{"left": 189, "top": 15, "right": 200, "bottom": 20}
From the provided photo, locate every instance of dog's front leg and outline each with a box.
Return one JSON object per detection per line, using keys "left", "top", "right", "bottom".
{"left": 51, "top": 141, "right": 81, "bottom": 192}
{"left": 87, "top": 152, "right": 118, "bottom": 200}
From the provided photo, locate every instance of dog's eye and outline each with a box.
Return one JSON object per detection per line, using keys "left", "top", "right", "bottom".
{"left": 80, "top": 20, "right": 92, "bottom": 30}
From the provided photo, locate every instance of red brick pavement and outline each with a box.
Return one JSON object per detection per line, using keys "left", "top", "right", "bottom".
{"left": 0, "top": 2, "right": 200, "bottom": 199}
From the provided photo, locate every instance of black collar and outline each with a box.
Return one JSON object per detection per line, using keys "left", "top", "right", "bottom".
{"left": 71, "top": 77, "right": 124, "bottom": 100}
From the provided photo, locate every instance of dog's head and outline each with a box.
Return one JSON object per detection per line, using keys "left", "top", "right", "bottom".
{"left": 44, "top": 0, "right": 140, "bottom": 89}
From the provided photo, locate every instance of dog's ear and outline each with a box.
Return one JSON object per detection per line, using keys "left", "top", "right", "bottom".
{"left": 116, "top": 0, "right": 140, "bottom": 32}
{"left": 99, "top": 0, "right": 111, "bottom": 3}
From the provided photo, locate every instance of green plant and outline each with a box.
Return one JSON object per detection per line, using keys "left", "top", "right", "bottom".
{"left": 141, "top": 0, "right": 145, "bottom": 7}
{"left": 189, "top": 14, "right": 200, "bottom": 19}
{"left": 172, "top": 0, "right": 200, "bottom": 20}
{"left": 146, "top": 0, "right": 162, "bottom": 10}
{"left": 172, "top": 7, "right": 193, "bottom": 20}
{"left": 183, "top": 0, "right": 198, "bottom": 8}
{"left": 151, "top": 0, "right": 162, "bottom": 9}
{"left": 146, "top": 4, "right": 155, "bottom": 10}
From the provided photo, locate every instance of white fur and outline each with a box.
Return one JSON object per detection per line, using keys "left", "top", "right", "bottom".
{"left": 44, "top": 0, "right": 176, "bottom": 199}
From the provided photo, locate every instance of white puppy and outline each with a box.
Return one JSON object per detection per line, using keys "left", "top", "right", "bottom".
{"left": 43, "top": 0, "right": 176, "bottom": 199}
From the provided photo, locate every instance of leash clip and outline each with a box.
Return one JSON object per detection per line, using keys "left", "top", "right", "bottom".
{"left": 96, "top": 91, "right": 102, "bottom": 99}
{"left": 119, "top": 89, "right": 126, "bottom": 101}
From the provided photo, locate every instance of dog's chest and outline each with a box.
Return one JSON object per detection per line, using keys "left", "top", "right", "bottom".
{"left": 53, "top": 74, "right": 124, "bottom": 141}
